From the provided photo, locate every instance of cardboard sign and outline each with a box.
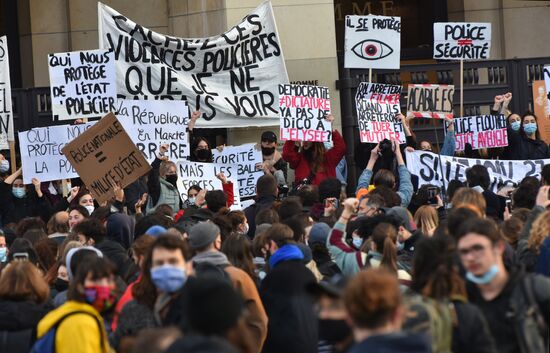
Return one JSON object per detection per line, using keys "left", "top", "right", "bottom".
{"left": 433, "top": 22, "right": 491, "bottom": 60}
{"left": 61, "top": 113, "right": 151, "bottom": 203}
{"left": 451, "top": 115, "right": 508, "bottom": 150}
{"left": 176, "top": 161, "right": 241, "bottom": 210}
{"left": 406, "top": 150, "right": 549, "bottom": 191}
{"left": 406, "top": 84, "right": 454, "bottom": 119}
{"left": 48, "top": 49, "right": 116, "bottom": 120}
{"left": 19, "top": 123, "right": 95, "bottom": 184}
{"left": 212, "top": 143, "right": 263, "bottom": 198}
{"left": 116, "top": 99, "right": 189, "bottom": 162}
{"left": 0, "top": 36, "right": 14, "bottom": 149}
{"left": 355, "top": 82, "right": 405, "bottom": 144}
{"left": 532, "top": 80, "right": 550, "bottom": 144}
{"left": 344, "top": 15, "right": 401, "bottom": 69}
{"left": 98, "top": 1, "right": 288, "bottom": 128}
{"left": 543, "top": 66, "right": 550, "bottom": 116}
{"left": 278, "top": 84, "right": 332, "bottom": 142}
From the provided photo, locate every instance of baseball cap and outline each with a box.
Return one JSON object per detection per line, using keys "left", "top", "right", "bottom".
{"left": 261, "top": 131, "right": 277, "bottom": 142}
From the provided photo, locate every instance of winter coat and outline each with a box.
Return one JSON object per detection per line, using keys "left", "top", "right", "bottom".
{"left": 0, "top": 300, "right": 51, "bottom": 353}
{"left": 348, "top": 332, "right": 431, "bottom": 353}
{"left": 0, "top": 183, "right": 52, "bottom": 224}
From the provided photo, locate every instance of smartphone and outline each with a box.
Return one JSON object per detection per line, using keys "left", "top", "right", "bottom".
{"left": 506, "top": 199, "right": 513, "bottom": 212}
{"left": 426, "top": 186, "right": 440, "bottom": 205}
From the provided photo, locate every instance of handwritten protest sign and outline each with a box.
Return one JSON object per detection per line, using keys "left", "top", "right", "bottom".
{"left": 355, "top": 82, "right": 405, "bottom": 144}
{"left": 116, "top": 100, "right": 189, "bottom": 162}
{"left": 0, "top": 36, "right": 14, "bottom": 149}
{"left": 543, "top": 66, "right": 550, "bottom": 116}
{"left": 18, "top": 123, "right": 95, "bottom": 184}
{"left": 48, "top": 49, "right": 116, "bottom": 120}
{"left": 177, "top": 161, "right": 241, "bottom": 209}
{"left": 406, "top": 150, "right": 549, "bottom": 191}
{"left": 62, "top": 113, "right": 150, "bottom": 203}
{"left": 278, "top": 84, "right": 332, "bottom": 142}
{"left": 345, "top": 15, "right": 401, "bottom": 69}
{"left": 406, "top": 84, "right": 454, "bottom": 119}
{"left": 532, "top": 80, "right": 550, "bottom": 144}
{"left": 99, "top": 1, "right": 288, "bottom": 128}
{"left": 212, "top": 143, "right": 263, "bottom": 198}
{"left": 433, "top": 22, "right": 491, "bottom": 60}
{"left": 451, "top": 115, "right": 508, "bottom": 150}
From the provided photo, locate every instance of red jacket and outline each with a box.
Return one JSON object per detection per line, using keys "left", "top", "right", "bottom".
{"left": 282, "top": 130, "right": 346, "bottom": 186}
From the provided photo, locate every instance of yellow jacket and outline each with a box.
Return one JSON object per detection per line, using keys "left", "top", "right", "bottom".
{"left": 37, "top": 301, "right": 111, "bottom": 353}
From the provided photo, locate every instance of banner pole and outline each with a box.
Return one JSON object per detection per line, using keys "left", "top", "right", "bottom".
{"left": 368, "top": 68, "right": 372, "bottom": 83}
{"left": 432, "top": 115, "right": 447, "bottom": 208}
{"left": 9, "top": 140, "right": 15, "bottom": 174}
{"left": 460, "top": 59, "right": 464, "bottom": 117}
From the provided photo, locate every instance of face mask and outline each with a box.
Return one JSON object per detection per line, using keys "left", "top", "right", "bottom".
{"left": 396, "top": 240, "right": 405, "bottom": 252}
{"left": 54, "top": 278, "right": 69, "bottom": 292}
{"left": 84, "top": 205, "right": 95, "bottom": 215}
{"left": 84, "top": 285, "right": 116, "bottom": 312}
{"left": 0, "top": 248, "right": 6, "bottom": 262}
{"left": 352, "top": 236, "right": 363, "bottom": 249}
{"left": 195, "top": 148, "right": 211, "bottom": 161}
{"left": 242, "top": 223, "right": 249, "bottom": 234}
{"left": 12, "top": 187, "right": 26, "bottom": 199}
{"left": 261, "top": 146, "right": 275, "bottom": 156}
{"left": 466, "top": 264, "right": 499, "bottom": 285}
{"left": 0, "top": 160, "right": 9, "bottom": 173}
{"left": 165, "top": 174, "right": 178, "bottom": 186}
{"left": 187, "top": 197, "right": 196, "bottom": 205}
{"left": 151, "top": 265, "right": 187, "bottom": 293}
{"left": 323, "top": 141, "right": 333, "bottom": 150}
{"left": 524, "top": 123, "right": 537, "bottom": 135}
{"left": 510, "top": 121, "right": 521, "bottom": 131}
{"left": 318, "top": 319, "right": 351, "bottom": 343}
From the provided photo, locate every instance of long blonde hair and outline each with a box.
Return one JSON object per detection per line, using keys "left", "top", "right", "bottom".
{"left": 528, "top": 211, "right": 550, "bottom": 253}
{"left": 414, "top": 205, "right": 439, "bottom": 237}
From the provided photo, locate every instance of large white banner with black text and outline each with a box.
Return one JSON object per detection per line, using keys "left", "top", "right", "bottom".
{"left": 0, "top": 36, "right": 14, "bottom": 149}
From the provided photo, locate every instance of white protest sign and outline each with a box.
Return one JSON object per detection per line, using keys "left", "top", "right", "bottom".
{"left": 355, "top": 82, "right": 405, "bottom": 144}
{"left": 344, "top": 15, "right": 401, "bottom": 69}
{"left": 177, "top": 161, "right": 241, "bottom": 210}
{"left": 544, "top": 65, "right": 550, "bottom": 116}
{"left": 0, "top": 36, "right": 14, "bottom": 149}
{"left": 406, "top": 84, "right": 454, "bottom": 119}
{"left": 98, "top": 1, "right": 288, "bottom": 128}
{"left": 116, "top": 99, "right": 189, "bottom": 162}
{"left": 18, "top": 123, "right": 95, "bottom": 184}
{"left": 212, "top": 143, "right": 263, "bottom": 198}
{"left": 406, "top": 150, "right": 549, "bottom": 191}
{"left": 433, "top": 22, "right": 491, "bottom": 60}
{"left": 451, "top": 115, "right": 508, "bottom": 151}
{"left": 278, "top": 84, "right": 332, "bottom": 142}
{"left": 48, "top": 49, "right": 116, "bottom": 120}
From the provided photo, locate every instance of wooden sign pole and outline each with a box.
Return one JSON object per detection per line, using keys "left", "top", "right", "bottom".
{"left": 460, "top": 59, "right": 464, "bottom": 117}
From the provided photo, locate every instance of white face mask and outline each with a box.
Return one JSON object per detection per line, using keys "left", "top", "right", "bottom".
{"left": 0, "top": 160, "right": 9, "bottom": 173}
{"left": 84, "top": 205, "right": 95, "bottom": 215}
{"left": 242, "top": 223, "right": 249, "bottom": 234}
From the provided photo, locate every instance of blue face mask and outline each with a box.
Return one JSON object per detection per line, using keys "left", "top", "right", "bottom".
{"left": 0, "top": 248, "right": 6, "bottom": 262}
{"left": 524, "top": 123, "right": 537, "bottom": 135}
{"left": 188, "top": 197, "right": 196, "bottom": 205}
{"left": 352, "top": 237, "right": 363, "bottom": 249}
{"left": 0, "top": 160, "right": 9, "bottom": 173}
{"left": 12, "top": 187, "right": 26, "bottom": 199}
{"left": 510, "top": 121, "right": 520, "bottom": 131}
{"left": 396, "top": 240, "right": 405, "bottom": 252}
{"left": 323, "top": 141, "right": 333, "bottom": 150}
{"left": 466, "top": 264, "right": 499, "bottom": 285}
{"left": 151, "top": 265, "right": 187, "bottom": 293}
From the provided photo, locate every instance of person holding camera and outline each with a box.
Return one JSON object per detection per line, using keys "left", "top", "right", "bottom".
{"left": 282, "top": 114, "right": 346, "bottom": 187}
{"left": 356, "top": 139, "right": 413, "bottom": 207}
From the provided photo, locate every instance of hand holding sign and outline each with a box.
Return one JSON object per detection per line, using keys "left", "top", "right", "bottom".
{"left": 31, "top": 178, "right": 42, "bottom": 198}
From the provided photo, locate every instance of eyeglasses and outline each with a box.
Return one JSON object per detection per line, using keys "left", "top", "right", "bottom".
{"left": 458, "top": 244, "right": 487, "bottom": 258}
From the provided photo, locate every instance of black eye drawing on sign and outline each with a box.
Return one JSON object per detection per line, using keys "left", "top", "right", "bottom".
{"left": 351, "top": 40, "right": 394, "bottom": 60}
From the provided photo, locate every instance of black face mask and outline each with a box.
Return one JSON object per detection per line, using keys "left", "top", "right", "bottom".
{"left": 318, "top": 319, "right": 351, "bottom": 343}
{"left": 165, "top": 174, "right": 178, "bottom": 186}
{"left": 303, "top": 147, "right": 314, "bottom": 161}
{"left": 262, "top": 146, "right": 275, "bottom": 156}
{"left": 195, "top": 148, "right": 211, "bottom": 161}
{"left": 54, "top": 278, "right": 69, "bottom": 292}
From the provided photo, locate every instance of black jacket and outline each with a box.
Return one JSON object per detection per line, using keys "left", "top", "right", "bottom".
{"left": 0, "top": 183, "right": 52, "bottom": 225}
{"left": 0, "top": 300, "right": 52, "bottom": 353}
{"left": 504, "top": 128, "right": 550, "bottom": 160}
{"left": 452, "top": 301, "right": 496, "bottom": 353}
{"left": 244, "top": 194, "right": 276, "bottom": 239}
{"left": 348, "top": 332, "right": 431, "bottom": 353}
{"left": 260, "top": 259, "right": 317, "bottom": 353}
{"left": 95, "top": 239, "right": 135, "bottom": 279}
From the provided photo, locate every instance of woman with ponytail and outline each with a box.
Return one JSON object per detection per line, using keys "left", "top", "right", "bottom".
{"left": 367, "top": 222, "right": 412, "bottom": 287}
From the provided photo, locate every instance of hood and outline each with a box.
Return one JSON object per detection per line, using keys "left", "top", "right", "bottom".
{"left": 37, "top": 301, "right": 101, "bottom": 338}
{"left": 353, "top": 332, "right": 431, "bottom": 353}
{"left": 269, "top": 244, "right": 304, "bottom": 268}
{"left": 192, "top": 251, "right": 231, "bottom": 267}
{"left": 0, "top": 300, "right": 51, "bottom": 330}
{"left": 107, "top": 213, "right": 135, "bottom": 248}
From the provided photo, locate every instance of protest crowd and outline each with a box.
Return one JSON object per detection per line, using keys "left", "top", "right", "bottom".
{"left": 2, "top": 3, "right": 550, "bottom": 353}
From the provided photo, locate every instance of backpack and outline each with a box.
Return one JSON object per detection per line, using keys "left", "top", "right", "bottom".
{"left": 30, "top": 311, "right": 103, "bottom": 353}
{"left": 403, "top": 293, "right": 455, "bottom": 353}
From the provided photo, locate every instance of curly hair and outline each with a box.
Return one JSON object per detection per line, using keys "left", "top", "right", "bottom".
{"left": 528, "top": 211, "right": 550, "bottom": 254}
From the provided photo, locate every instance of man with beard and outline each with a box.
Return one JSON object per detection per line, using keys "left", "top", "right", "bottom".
{"left": 259, "top": 131, "right": 288, "bottom": 188}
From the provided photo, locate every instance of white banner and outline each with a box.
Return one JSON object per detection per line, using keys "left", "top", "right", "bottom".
{"left": 212, "top": 143, "right": 263, "bottom": 198}
{"left": 98, "top": 1, "right": 288, "bottom": 128}
{"left": 433, "top": 22, "right": 491, "bottom": 60}
{"left": 48, "top": 49, "right": 116, "bottom": 120}
{"left": 0, "top": 36, "right": 14, "bottom": 149}
{"left": 544, "top": 65, "right": 550, "bottom": 116}
{"left": 406, "top": 150, "right": 549, "bottom": 191}
{"left": 177, "top": 161, "right": 241, "bottom": 210}
{"left": 19, "top": 123, "right": 95, "bottom": 184}
{"left": 344, "top": 15, "right": 401, "bottom": 69}
{"left": 451, "top": 115, "right": 508, "bottom": 151}
{"left": 116, "top": 99, "right": 189, "bottom": 162}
